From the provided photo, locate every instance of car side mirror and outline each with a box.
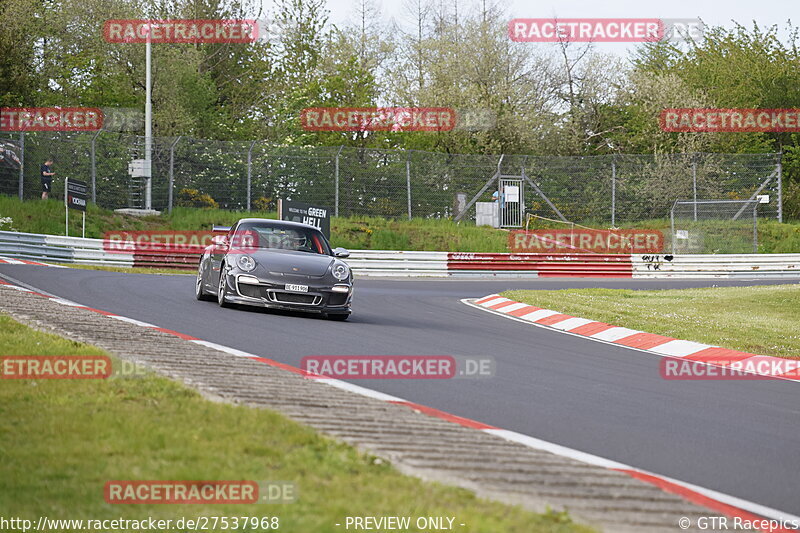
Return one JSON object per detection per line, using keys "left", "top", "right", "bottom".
{"left": 333, "top": 247, "right": 350, "bottom": 258}
{"left": 212, "top": 235, "right": 228, "bottom": 246}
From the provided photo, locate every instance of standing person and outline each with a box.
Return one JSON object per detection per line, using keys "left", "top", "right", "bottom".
{"left": 40, "top": 159, "right": 55, "bottom": 200}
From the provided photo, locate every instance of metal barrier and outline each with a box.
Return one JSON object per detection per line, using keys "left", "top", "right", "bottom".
{"left": 633, "top": 253, "right": 800, "bottom": 279}
{"left": 343, "top": 251, "right": 450, "bottom": 277}
{"left": 2, "top": 231, "right": 800, "bottom": 279}
{"left": 447, "top": 253, "right": 633, "bottom": 278}
{"left": 0, "top": 230, "right": 135, "bottom": 266}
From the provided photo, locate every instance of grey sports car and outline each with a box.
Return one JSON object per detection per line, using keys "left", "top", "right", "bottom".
{"left": 195, "top": 218, "right": 353, "bottom": 320}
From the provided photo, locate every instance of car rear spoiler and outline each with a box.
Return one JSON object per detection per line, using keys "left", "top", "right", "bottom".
{"left": 212, "top": 225, "right": 231, "bottom": 232}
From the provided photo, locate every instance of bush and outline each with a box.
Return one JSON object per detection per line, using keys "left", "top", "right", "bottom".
{"left": 783, "top": 180, "right": 800, "bottom": 221}
{"left": 253, "top": 196, "right": 274, "bottom": 211}
{"left": 176, "top": 188, "right": 218, "bottom": 209}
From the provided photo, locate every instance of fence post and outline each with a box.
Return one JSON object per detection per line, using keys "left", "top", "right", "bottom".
{"left": 168, "top": 136, "right": 182, "bottom": 214}
{"left": 692, "top": 158, "right": 698, "bottom": 221}
{"left": 670, "top": 206, "right": 675, "bottom": 255}
{"left": 753, "top": 202, "right": 758, "bottom": 253}
{"left": 334, "top": 145, "right": 343, "bottom": 217}
{"left": 90, "top": 130, "right": 102, "bottom": 203}
{"left": 496, "top": 154, "right": 504, "bottom": 227}
{"left": 18, "top": 132, "right": 24, "bottom": 201}
{"left": 522, "top": 155, "right": 528, "bottom": 226}
{"left": 777, "top": 154, "right": 783, "bottom": 223}
{"left": 247, "top": 141, "right": 256, "bottom": 211}
{"left": 406, "top": 150, "right": 412, "bottom": 220}
{"left": 611, "top": 156, "right": 616, "bottom": 227}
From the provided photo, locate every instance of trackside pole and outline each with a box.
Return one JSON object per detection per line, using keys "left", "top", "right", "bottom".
{"left": 64, "top": 177, "right": 69, "bottom": 237}
{"left": 18, "top": 132, "right": 24, "bottom": 201}
{"left": 144, "top": 28, "right": 153, "bottom": 210}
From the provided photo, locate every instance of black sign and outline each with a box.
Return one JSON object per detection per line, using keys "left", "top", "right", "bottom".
{"left": 66, "top": 178, "right": 88, "bottom": 212}
{"left": 280, "top": 200, "right": 331, "bottom": 239}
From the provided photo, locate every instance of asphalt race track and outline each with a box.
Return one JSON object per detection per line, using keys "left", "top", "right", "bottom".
{"left": 2, "top": 264, "right": 800, "bottom": 516}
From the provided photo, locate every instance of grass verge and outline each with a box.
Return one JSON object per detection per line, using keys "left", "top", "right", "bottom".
{"left": 0, "top": 314, "right": 592, "bottom": 533}
{"left": 0, "top": 197, "right": 509, "bottom": 253}
{"left": 66, "top": 264, "right": 195, "bottom": 275}
{"left": 501, "top": 285, "right": 800, "bottom": 359}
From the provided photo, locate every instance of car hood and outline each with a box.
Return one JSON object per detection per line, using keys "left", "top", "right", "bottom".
{"left": 235, "top": 249, "right": 334, "bottom": 277}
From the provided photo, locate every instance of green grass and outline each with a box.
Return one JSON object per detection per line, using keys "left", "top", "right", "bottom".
{"left": 331, "top": 215, "right": 507, "bottom": 252}
{"left": 0, "top": 197, "right": 282, "bottom": 239}
{"left": 66, "top": 264, "right": 195, "bottom": 274}
{"left": 0, "top": 314, "right": 593, "bottom": 533}
{"left": 758, "top": 220, "right": 800, "bottom": 253}
{"left": 0, "top": 196, "right": 508, "bottom": 252}
{"left": 501, "top": 285, "right": 800, "bottom": 359}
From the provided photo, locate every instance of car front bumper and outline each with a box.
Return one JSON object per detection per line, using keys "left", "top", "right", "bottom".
{"left": 223, "top": 272, "right": 352, "bottom": 314}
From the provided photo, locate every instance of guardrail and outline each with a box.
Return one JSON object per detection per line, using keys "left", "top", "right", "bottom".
{"left": 0, "top": 231, "right": 136, "bottom": 267}
{"left": 2, "top": 230, "right": 800, "bottom": 279}
{"left": 632, "top": 253, "right": 800, "bottom": 279}
{"left": 447, "top": 252, "right": 633, "bottom": 277}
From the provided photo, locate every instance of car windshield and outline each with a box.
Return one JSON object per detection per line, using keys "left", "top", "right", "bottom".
{"left": 233, "top": 223, "right": 329, "bottom": 255}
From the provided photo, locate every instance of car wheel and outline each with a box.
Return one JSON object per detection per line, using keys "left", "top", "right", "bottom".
{"left": 217, "top": 266, "right": 231, "bottom": 308}
{"left": 327, "top": 313, "right": 350, "bottom": 321}
{"left": 196, "top": 265, "right": 212, "bottom": 301}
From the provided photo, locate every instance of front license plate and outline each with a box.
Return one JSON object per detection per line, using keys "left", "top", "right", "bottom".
{"left": 285, "top": 284, "right": 309, "bottom": 292}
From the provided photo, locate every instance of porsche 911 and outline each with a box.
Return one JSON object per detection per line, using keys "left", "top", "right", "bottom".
{"left": 195, "top": 218, "right": 353, "bottom": 320}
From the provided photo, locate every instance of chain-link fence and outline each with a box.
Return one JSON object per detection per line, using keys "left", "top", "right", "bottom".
{"left": 0, "top": 131, "right": 783, "bottom": 226}
{"left": 671, "top": 199, "right": 761, "bottom": 254}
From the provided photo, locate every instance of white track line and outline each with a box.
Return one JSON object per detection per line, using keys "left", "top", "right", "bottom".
{"left": 108, "top": 315, "right": 158, "bottom": 328}
{"left": 189, "top": 339, "right": 256, "bottom": 358}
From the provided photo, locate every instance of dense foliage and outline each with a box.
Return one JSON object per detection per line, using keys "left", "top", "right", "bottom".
{"left": 1, "top": 1, "right": 799, "bottom": 213}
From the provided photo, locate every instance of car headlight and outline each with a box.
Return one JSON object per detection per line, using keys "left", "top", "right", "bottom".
{"left": 237, "top": 255, "right": 256, "bottom": 272}
{"left": 331, "top": 261, "right": 349, "bottom": 281}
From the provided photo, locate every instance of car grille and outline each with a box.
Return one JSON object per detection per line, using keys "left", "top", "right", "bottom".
{"left": 237, "top": 283, "right": 263, "bottom": 299}
{"left": 328, "top": 292, "right": 349, "bottom": 306}
{"left": 269, "top": 292, "right": 321, "bottom": 306}
{"left": 268, "top": 272, "right": 324, "bottom": 280}
{"left": 237, "top": 283, "right": 326, "bottom": 307}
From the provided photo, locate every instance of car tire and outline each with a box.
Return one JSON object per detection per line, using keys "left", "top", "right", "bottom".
{"left": 196, "top": 265, "right": 213, "bottom": 301}
{"left": 327, "top": 313, "right": 350, "bottom": 321}
{"left": 217, "top": 266, "right": 231, "bottom": 308}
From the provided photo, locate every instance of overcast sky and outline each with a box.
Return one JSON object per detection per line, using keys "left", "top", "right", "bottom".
{"left": 263, "top": 0, "right": 796, "bottom": 59}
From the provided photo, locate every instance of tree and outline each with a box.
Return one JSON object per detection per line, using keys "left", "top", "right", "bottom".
{"left": 0, "top": 0, "right": 40, "bottom": 106}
